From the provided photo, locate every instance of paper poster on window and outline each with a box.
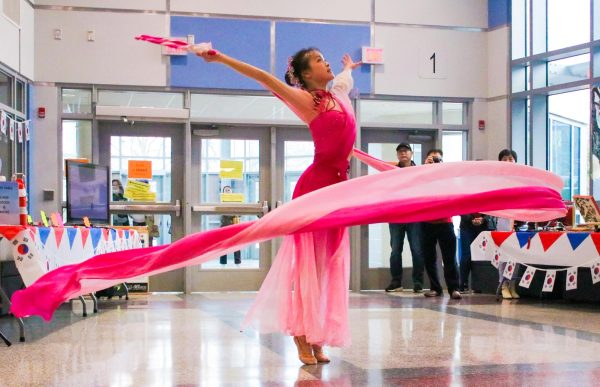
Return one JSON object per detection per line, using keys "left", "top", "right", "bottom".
{"left": 124, "top": 179, "right": 156, "bottom": 202}
{"left": 128, "top": 160, "right": 152, "bottom": 179}
{"left": 220, "top": 193, "right": 245, "bottom": 203}
{"left": 592, "top": 85, "right": 600, "bottom": 197}
{"left": 219, "top": 160, "right": 243, "bottom": 180}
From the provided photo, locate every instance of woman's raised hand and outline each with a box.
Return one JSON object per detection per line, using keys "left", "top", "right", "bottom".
{"left": 341, "top": 54, "right": 362, "bottom": 71}
{"left": 189, "top": 43, "right": 219, "bottom": 62}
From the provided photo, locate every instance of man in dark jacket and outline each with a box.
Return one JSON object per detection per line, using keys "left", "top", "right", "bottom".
{"left": 385, "top": 142, "right": 425, "bottom": 293}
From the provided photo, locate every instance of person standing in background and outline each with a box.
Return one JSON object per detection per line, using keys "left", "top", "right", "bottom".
{"left": 497, "top": 149, "right": 520, "bottom": 299}
{"left": 421, "top": 149, "right": 462, "bottom": 300}
{"left": 385, "top": 142, "right": 425, "bottom": 293}
{"left": 111, "top": 179, "right": 130, "bottom": 226}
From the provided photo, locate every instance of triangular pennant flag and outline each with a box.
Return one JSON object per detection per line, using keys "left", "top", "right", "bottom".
{"left": 590, "top": 234, "right": 600, "bottom": 255}
{"left": 117, "top": 229, "right": 124, "bottom": 239}
{"left": 102, "top": 228, "right": 110, "bottom": 240}
{"left": 37, "top": 227, "right": 51, "bottom": 246}
{"left": 0, "top": 225, "right": 25, "bottom": 240}
{"left": 538, "top": 232, "right": 563, "bottom": 252}
{"left": 124, "top": 229, "right": 130, "bottom": 239}
{"left": 590, "top": 260, "right": 600, "bottom": 284}
{"left": 503, "top": 260, "right": 516, "bottom": 280}
{"left": 80, "top": 228, "right": 90, "bottom": 247}
{"left": 25, "top": 120, "right": 30, "bottom": 141}
{"left": 566, "top": 233, "right": 590, "bottom": 251}
{"left": 110, "top": 228, "right": 117, "bottom": 241}
{"left": 491, "top": 231, "right": 513, "bottom": 247}
{"left": 17, "top": 122, "right": 23, "bottom": 143}
{"left": 516, "top": 231, "right": 536, "bottom": 248}
{"left": 566, "top": 267, "right": 578, "bottom": 291}
{"left": 8, "top": 119, "right": 14, "bottom": 141}
{"left": 90, "top": 229, "right": 102, "bottom": 250}
{"left": 67, "top": 228, "right": 78, "bottom": 249}
{"left": 491, "top": 250, "right": 501, "bottom": 268}
{"left": 0, "top": 111, "right": 6, "bottom": 134}
{"left": 519, "top": 266, "right": 536, "bottom": 288}
{"left": 542, "top": 270, "right": 557, "bottom": 292}
{"left": 53, "top": 227, "right": 65, "bottom": 248}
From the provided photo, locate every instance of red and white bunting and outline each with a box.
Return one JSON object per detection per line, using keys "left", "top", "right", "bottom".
{"left": 503, "top": 260, "right": 516, "bottom": 280}
{"left": 17, "top": 122, "right": 23, "bottom": 143}
{"left": 591, "top": 260, "right": 600, "bottom": 284}
{"left": 8, "top": 118, "right": 15, "bottom": 141}
{"left": 0, "top": 111, "right": 6, "bottom": 134}
{"left": 542, "top": 270, "right": 557, "bottom": 292}
{"left": 519, "top": 266, "right": 536, "bottom": 288}
{"left": 491, "top": 250, "right": 501, "bottom": 268}
{"left": 566, "top": 267, "right": 578, "bottom": 291}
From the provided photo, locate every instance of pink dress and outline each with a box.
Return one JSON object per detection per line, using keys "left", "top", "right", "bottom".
{"left": 243, "top": 83, "right": 357, "bottom": 347}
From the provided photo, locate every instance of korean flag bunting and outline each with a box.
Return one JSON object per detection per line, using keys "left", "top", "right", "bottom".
{"left": 503, "top": 260, "right": 516, "bottom": 280}
{"left": 9, "top": 119, "right": 14, "bottom": 141}
{"left": 479, "top": 235, "right": 489, "bottom": 251}
{"left": 491, "top": 250, "right": 501, "bottom": 268}
{"left": 591, "top": 260, "right": 600, "bottom": 284}
{"left": 566, "top": 267, "right": 578, "bottom": 291}
{"left": 25, "top": 120, "right": 30, "bottom": 141}
{"left": 17, "top": 122, "right": 23, "bottom": 143}
{"left": 542, "top": 270, "right": 557, "bottom": 292}
{"left": 519, "top": 266, "right": 537, "bottom": 288}
{"left": 0, "top": 111, "right": 6, "bottom": 134}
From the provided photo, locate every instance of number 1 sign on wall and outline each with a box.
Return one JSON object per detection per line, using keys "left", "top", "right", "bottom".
{"left": 419, "top": 47, "right": 447, "bottom": 79}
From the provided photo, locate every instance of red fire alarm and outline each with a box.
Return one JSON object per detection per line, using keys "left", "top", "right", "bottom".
{"left": 478, "top": 120, "right": 485, "bottom": 130}
{"left": 38, "top": 107, "right": 46, "bottom": 119}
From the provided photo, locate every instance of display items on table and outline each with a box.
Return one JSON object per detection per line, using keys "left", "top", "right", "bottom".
{"left": 473, "top": 230, "right": 600, "bottom": 291}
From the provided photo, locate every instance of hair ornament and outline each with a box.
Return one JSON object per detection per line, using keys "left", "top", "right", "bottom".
{"left": 286, "top": 56, "right": 301, "bottom": 87}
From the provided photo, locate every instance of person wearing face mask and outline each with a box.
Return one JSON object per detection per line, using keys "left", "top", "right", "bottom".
{"left": 111, "top": 179, "right": 130, "bottom": 226}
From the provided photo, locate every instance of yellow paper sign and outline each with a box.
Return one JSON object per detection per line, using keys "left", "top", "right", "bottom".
{"left": 124, "top": 180, "right": 156, "bottom": 202}
{"left": 50, "top": 213, "right": 58, "bottom": 227}
{"left": 83, "top": 216, "right": 91, "bottom": 227}
{"left": 128, "top": 160, "right": 152, "bottom": 179}
{"left": 40, "top": 211, "right": 49, "bottom": 227}
{"left": 220, "top": 193, "right": 245, "bottom": 203}
{"left": 219, "top": 160, "right": 243, "bottom": 180}
{"left": 27, "top": 215, "right": 33, "bottom": 225}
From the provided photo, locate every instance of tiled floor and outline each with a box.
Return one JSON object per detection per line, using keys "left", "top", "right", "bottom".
{"left": 1, "top": 291, "right": 600, "bottom": 386}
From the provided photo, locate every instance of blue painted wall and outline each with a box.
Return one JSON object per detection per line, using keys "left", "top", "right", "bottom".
{"left": 489, "top": 0, "right": 510, "bottom": 28}
{"left": 170, "top": 16, "right": 371, "bottom": 93}
{"left": 170, "top": 16, "right": 271, "bottom": 90}
{"left": 274, "top": 22, "right": 371, "bottom": 94}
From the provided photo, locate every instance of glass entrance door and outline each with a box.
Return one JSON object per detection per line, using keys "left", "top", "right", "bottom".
{"left": 98, "top": 121, "right": 185, "bottom": 292}
{"left": 190, "top": 126, "right": 271, "bottom": 291}
{"left": 359, "top": 129, "right": 435, "bottom": 290}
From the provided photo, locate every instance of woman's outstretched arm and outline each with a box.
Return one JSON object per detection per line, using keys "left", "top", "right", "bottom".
{"left": 193, "top": 48, "right": 316, "bottom": 123}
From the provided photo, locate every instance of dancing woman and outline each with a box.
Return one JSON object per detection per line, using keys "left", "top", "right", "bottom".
{"left": 193, "top": 46, "right": 362, "bottom": 364}
{"left": 9, "top": 42, "right": 566, "bottom": 367}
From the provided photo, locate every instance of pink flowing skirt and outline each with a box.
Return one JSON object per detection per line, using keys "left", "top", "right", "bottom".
{"left": 10, "top": 156, "right": 566, "bottom": 347}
